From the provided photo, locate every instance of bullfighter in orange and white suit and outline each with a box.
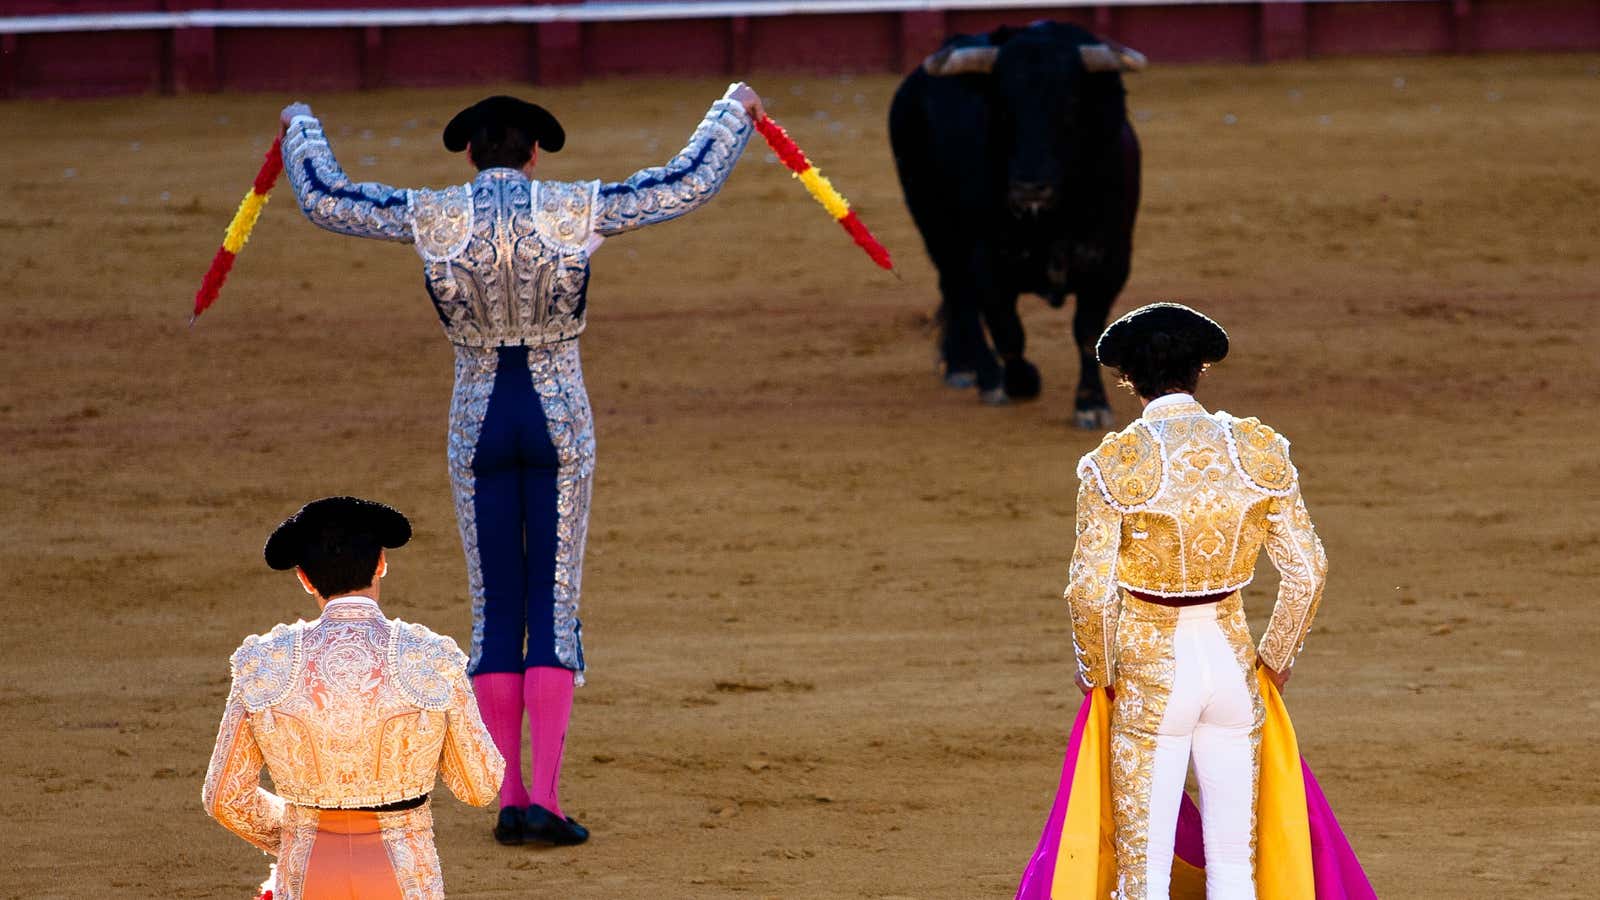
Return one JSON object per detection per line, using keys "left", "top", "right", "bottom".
{"left": 202, "top": 496, "right": 504, "bottom": 899}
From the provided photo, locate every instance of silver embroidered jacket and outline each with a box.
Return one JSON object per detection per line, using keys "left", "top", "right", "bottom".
{"left": 201, "top": 598, "right": 504, "bottom": 853}
{"left": 282, "top": 98, "right": 754, "bottom": 348}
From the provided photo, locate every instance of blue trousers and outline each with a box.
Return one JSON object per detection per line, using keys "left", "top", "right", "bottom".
{"left": 448, "top": 342, "right": 595, "bottom": 680}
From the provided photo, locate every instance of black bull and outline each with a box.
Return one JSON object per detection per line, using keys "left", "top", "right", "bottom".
{"left": 889, "top": 22, "right": 1144, "bottom": 427}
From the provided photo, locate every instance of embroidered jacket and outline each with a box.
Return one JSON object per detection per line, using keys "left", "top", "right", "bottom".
{"left": 201, "top": 597, "right": 504, "bottom": 853}
{"left": 281, "top": 94, "right": 753, "bottom": 349}
{"left": 1064, "top": 396, "right": 1328, "bottom": 686}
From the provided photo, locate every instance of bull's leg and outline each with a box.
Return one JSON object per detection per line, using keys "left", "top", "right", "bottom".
{"left": 981, "top": 289, "right": 1040, "bottom": 402}
{"left": 938, "top": 292, "right": 988, "bottom": 391}
{"left": 939, "top": 255, "right": 1003, "bottom": 399}
{"left": 1071, "top": 287, "right": 1117, "bottom": 429}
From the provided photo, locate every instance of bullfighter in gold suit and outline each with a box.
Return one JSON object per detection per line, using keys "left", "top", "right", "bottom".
{"left": 202, "top": 497, "right": 505, "bottom": 900}
{"left": 1064, "top": 304, "right": 1328, "bottom": 899}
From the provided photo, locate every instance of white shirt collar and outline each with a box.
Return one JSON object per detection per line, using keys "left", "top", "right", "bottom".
{"left": 1144, "top": 392, "right": 1198, "bottom": 415}
{"left": 322, "top": 594, "right": 381, "bottom": 613}
{"left": 476, "top": 167, "right": 529, "bottom": 183}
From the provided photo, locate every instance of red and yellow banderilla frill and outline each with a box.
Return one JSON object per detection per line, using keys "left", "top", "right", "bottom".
{"left": 754, "top": 115, "right": 893, "bottom": 271}
{"left": 191, "top": 135, "right": 284, "bottom": 324}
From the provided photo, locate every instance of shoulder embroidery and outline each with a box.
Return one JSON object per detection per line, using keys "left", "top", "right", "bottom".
{"left": 409, "top": 184, "right": 473, "bottom": 263}
{"left": 1077, "top": 422, "right": 1164, "bottom": 511}
{"left": 230, "top": 623, "right": 303, "bottom": 712}
{"left": 533, "top": 180, "right": 599, "bottom": 249}
{"left": 388, "top": 620, "right": 467, "bottom": 711}
{"left": 1221, "top": 413, "right": 1298, "bottom": 495}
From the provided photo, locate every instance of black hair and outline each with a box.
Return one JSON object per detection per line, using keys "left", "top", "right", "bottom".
{"left": 468, "top": 124, "right": 534, "bottom": 171}
{"left": 296, "top": 523, "right": 383, "bottom": 598}
{"left": 1114, "top": 330, "right": 1207, "bottom": 399}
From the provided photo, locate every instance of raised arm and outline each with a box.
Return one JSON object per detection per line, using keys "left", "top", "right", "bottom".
{"left": 592, "top": 84, "right": 759, "bottom": 237}
{"left": 439, "top": 668, "right": 505, "bottom": 807}
{"left": 1064, "top": 477, "right": 1123, "bottom": 689}
{"left": 280, "top": 103, "right": 415, "bottom": 243}
{"left": 1256, "top": 479, "right": 1329, "bottom": 675}
{"left": 201, "top": 680, "right": 285, "bottom": 854}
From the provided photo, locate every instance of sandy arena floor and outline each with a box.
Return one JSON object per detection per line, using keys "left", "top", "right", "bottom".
{"left": 1, "top": 54, "right": 1597, "bottom": 899}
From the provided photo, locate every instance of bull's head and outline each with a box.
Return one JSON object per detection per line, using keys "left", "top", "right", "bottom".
{"left": 924, "top": 32, "right": 1145, "bottom": 218}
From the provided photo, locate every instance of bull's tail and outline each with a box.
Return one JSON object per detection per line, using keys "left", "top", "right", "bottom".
{"left": 1121, "top": 121, "right": 1143, "bottom": 237}
{"left": 888, "top": 73, "right": 949, "bottom": 267}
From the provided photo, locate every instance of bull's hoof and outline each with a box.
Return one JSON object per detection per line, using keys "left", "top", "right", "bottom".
{"left": 1003, "top": 358, "right": 1042, "bottom": 401}
{"left": 980, "top": 387, "right": 1010, "bottom": 406}
{"left": 1073, "top": 406, "right": 1114, "bottom": 429}
{"left": 944, "top": 370, "right": 978, "bottom": 390}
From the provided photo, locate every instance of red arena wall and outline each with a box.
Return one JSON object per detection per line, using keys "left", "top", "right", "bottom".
{"left": 2, "top": 0, "right": 1599, "bottom": 99}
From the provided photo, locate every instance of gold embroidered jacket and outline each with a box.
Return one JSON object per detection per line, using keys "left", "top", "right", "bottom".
{"left": 202, "top": 597, "right": 504, "bottom": 853}
{"left": 1064, "top": 397, "right": 1328, "bottom": 686}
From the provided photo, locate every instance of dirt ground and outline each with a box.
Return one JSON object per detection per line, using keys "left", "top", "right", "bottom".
{"left": 1, "top": 53, "right": 1597, "bottom": 899}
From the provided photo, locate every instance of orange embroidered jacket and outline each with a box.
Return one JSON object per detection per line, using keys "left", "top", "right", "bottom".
{"left": 1064, "top": 396, "right": 1328, "bottom": 687}
{"left": 202, "top": 596, "right": 504, "bottom": 853}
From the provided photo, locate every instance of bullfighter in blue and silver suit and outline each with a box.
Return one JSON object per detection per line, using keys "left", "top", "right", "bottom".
{"left": 278, "top": 84, "right": 763, "bottom": 846}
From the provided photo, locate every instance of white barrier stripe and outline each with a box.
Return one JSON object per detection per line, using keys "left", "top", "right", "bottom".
{"left": 4, "top": 12, "right": 179, "bottom": 32}
{"left": 0, "top": 0, "right": 1437, "bottom": 35}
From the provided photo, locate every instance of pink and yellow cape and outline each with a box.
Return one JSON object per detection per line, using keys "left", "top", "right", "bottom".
{"left": 1015, "top": 669, "right": 1378, "bottom": 899}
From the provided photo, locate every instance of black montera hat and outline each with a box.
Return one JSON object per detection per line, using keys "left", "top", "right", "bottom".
{"left": 443, "top": 95, "right": 565, "bottom": 154}
{"left": 263, "top": 496, "right": 412, "bottom": 571}
{"left": 1095, "top": 302, "right": 1229, "bottom": 369}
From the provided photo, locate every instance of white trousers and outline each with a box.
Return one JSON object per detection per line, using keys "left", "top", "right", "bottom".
{"left": 1144, "top": 603, "right": 1257, "bottom": 899}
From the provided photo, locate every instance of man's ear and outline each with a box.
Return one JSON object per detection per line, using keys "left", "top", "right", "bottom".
{"left": 294, "top": 567, "right": 318, "bottom": 597}
{"left": 376, "top": 549, "right": 389, "bottom": 580}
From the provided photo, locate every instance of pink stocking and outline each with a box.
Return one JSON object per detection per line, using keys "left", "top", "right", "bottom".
{"left": 471, "top": 672, "right": 528, "bottom": 809}
{"left": 524, "top": 666, "right": 575, "bottom": 817}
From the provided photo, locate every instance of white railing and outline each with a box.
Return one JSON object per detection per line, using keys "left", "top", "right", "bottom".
{"left": 0, "top": 0, "right": 1432, "bottom": 35}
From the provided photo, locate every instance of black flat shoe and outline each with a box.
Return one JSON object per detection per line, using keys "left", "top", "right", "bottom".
{"left": 493, "top": 806, "right": 526, "bottom": 845}
{"left": 522, "top": 804, "right": 589, "bottom": 846}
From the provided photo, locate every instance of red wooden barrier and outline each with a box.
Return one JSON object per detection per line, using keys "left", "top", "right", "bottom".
{"left": 2, "top": 0, "right": 1598, "bottom": 99}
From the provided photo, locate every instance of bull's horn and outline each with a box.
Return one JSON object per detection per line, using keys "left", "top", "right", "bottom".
{"left": 923, "top": 45, "right": 1000, "bottom": 76}
{"left": 1079, "top": 42, "right": 1148, "bottom": 72}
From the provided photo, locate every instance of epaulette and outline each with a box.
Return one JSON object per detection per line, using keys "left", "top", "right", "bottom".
{"left": 230, "top": 622, "right": 303, "bottom": 712}
{"left": 1077, "top": 422, "right": 1164, "bottom": 511}
{"left": 1222, "top": 414, "right": 1298, "bottom": 495}
{"left": 409, "top": 184, "right": 474, "bottom": 264}
{"left": 388, "top": 620, "right": 467, "bottom": 711}
{"left": 533, "top": 180, "right": 600, "bottom": 249}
